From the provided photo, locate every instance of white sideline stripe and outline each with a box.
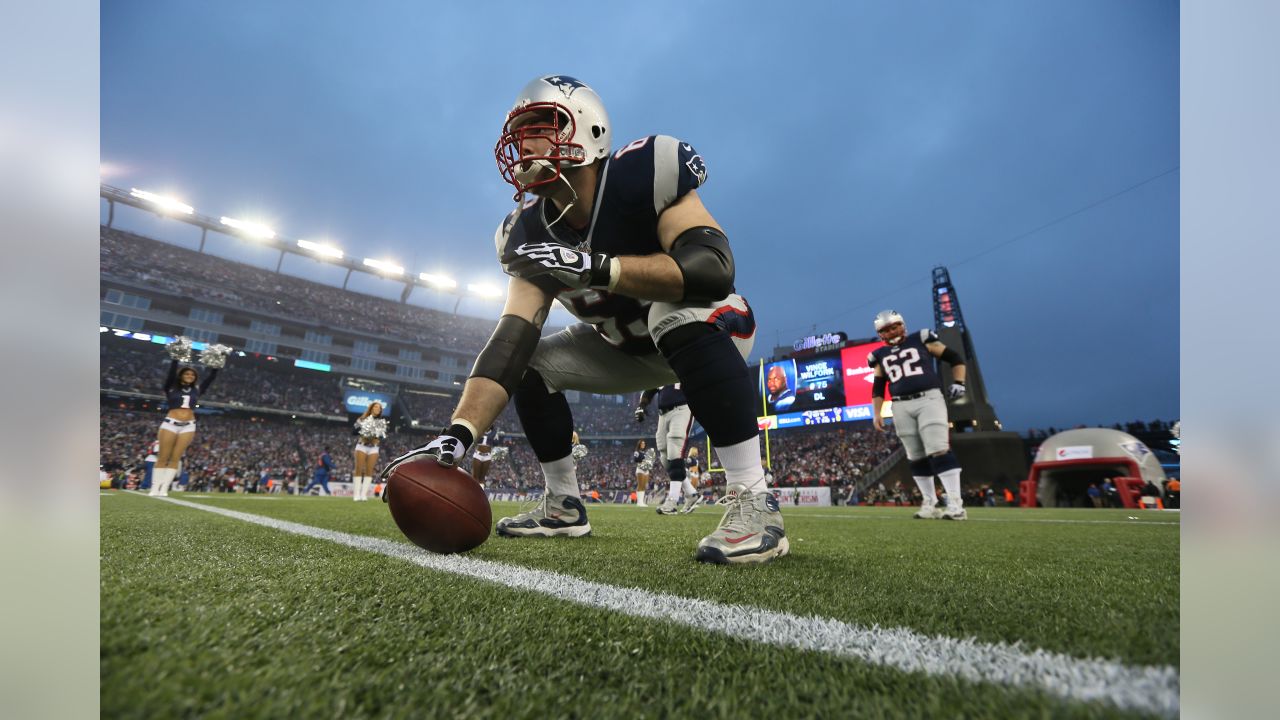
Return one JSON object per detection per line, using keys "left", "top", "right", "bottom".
{"left": 802, "top": 513, "right": 1180, "bottom": 526}
{"left": 148, "top": 495, "right": 1179, "bottom": 716}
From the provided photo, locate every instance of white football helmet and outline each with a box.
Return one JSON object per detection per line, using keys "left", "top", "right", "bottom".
{"left": 874, "top": 310, "right": 907, "bottom": 345}
{"left": 495, "top": 75, "right": 611, "bottom": 199}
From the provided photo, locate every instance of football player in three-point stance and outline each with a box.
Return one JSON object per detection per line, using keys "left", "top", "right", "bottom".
{"left": 868, "top": 310, "right": 969, "bottom": 520}
{"left": 381, "top": 75, "right": 785, "bottom": 564}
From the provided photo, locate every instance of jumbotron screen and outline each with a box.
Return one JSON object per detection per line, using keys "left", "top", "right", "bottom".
{"left": 758, "top": 340, "right": 889, "bottom": 427}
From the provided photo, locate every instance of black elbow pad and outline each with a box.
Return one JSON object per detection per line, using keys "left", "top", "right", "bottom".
{"left": 938, "top": 346, "right": 965, "bottom": 366}
{"left": 872, "top": 375, "right": 887, "bottom": 399}
{"left": 670, "top": 226, "right": 735, "bottom": 302}
{"left": 470, "top": 314, "right": 541, "bottom": 396}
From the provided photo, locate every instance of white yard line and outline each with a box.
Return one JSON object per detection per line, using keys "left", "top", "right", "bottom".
{"left": 144, "top": 494, "right": 1179, "bottom": 716}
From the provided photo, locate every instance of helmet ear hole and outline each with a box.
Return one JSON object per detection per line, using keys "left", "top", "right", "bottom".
{"left": 591, "top": 125, "right": 603, "bottom": 139}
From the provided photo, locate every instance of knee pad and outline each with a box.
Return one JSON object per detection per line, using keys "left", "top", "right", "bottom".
{"left": 666, "top": 458, "right": 686, "bottom": 483}
{"left": 648, "top": 295, "right": 756, "bottom": 358}
{"left": 930, "top": 451, "right": 961, "bottom": 475}
{"left": 512, "top": 368, "right": 573, "bottom": 463}
{"left": 909, "top": 459, "right": 934, "bottom": 477}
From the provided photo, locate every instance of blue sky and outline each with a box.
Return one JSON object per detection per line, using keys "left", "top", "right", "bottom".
{"left": 100, "top": 0, "right": 1178, "bottom": 431}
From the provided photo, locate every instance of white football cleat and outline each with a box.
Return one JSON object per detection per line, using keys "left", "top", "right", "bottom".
{"left": 941, "top": 506, "right": 968, "bottom": 521}
{"left": 914, "top": 504, "right": 943, "bottom": 519}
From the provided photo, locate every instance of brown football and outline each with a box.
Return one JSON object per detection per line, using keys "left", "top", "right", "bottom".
{"left": 385, "top": 457, "right": 491, "bottom": 554}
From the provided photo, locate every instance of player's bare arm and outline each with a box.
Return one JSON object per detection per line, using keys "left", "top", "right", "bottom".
{"left": 611, "top": 190, "right": 727, "bottom": 301}
{"left": 452, "top": 275, "right": 553, "bottom": 438}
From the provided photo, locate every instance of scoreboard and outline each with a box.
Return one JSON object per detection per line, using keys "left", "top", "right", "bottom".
{"left": 758, "top": 340, "right": 895, "bottom": 428}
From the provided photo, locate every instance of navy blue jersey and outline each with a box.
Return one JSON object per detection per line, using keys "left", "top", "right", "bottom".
{"left": 867, "top": 329, "right": 944, "bottom": 397}
{"left": 496, "top": 135, "right": 709, "bottom": 355}
{"left": 657, "top": 384, "right": 687, "bottom": 411}
{"left": 685, "top": 455, "right": 700, "bottom": 474}
{"left": 477, "top": 428, "right": 501, "bottom": 447}
{"left": 163, "top": 360, "right": 216, "bottom": 410}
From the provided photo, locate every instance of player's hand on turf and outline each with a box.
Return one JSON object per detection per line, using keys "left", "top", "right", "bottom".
{"left": 948, "top": 382, "right": 967, "bottom": 400}
{"left": 634, "top": 407, "right": 646, "bottom": 423}
{"left": 508, "top": 242, "right": 614, "bottom": 290}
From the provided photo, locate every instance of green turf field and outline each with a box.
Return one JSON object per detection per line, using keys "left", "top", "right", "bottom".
{"left": 100, "top": 492, "right": 1179, "bottom": 718}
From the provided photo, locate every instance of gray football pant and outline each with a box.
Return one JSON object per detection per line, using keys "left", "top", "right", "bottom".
{"left": 891, "top": 388, "right": 951, "bottom": 460}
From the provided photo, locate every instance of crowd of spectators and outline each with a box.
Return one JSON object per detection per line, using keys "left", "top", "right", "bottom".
{"left": 100, "top": 408, "right": 908, "bottom": 501}
{"left": 101, "top": 226, "right": 504, "bottom": 353}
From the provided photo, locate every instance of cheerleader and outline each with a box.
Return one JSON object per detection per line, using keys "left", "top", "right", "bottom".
{"left": 352, "top": 402, "right": 388, "bottom": 501}
{"left": 152, "top": 359, "right": 218, "bottom": 496}
{"left": 470, "top": 425, "right": 501, "bottom": 486}
{"left": 632, "top": 440, "right": 655, "bottom": 507}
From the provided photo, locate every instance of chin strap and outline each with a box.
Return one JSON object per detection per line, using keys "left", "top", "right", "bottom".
{"left": 543, "top": 171, "right": 578, "bottom": 230}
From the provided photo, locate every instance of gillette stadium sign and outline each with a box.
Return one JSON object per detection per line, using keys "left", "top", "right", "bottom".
{"left": 793, "top": 332, "right": 846, "bottom": 353}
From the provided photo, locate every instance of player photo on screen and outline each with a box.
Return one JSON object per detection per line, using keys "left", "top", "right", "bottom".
{"left": 791, "top": 353, "right": 845, "bottom": 412}
{"left": 763, "top": 360, "right": 797, "bottom": 413}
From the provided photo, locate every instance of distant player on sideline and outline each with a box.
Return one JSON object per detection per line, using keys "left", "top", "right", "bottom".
{"left": 304, "top": 447, "right": 334, "bottom": 496}
{"left": 143, "top": 439, "right": 159, "bottom": 495}
{"left": 868, "top": 310, "right": 968, "bottom": 520}
{"left": 636, "top": 385, "right": 699, "bottom": 515}
{"left": 632, "top": 439, "right": 655, "bottom": 507}
{"left": 682, "top": 446, "right": 703, "bottom": 513}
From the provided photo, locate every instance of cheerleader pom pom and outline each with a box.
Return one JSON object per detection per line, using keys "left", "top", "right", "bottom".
{"left": 198, "top": 344, "right": 234, "bottom": 369}
{"left": 166, "top": 336, "right": 194, "bottom": 363}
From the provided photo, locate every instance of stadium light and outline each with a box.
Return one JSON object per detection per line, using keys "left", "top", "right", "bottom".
{"left": 467, "top": 282, "right": 503, "bottom": 299}
{"left": 220, "top": 216, "right": 277, "bottom": 240}
{"left": 129, "top": 188, "right": 194, "bottom": 215}
{"left": 363, "top": 258, "right": 404, "bottom": 276}
{"left": 297, "top": 239, "right": 344, "bottom": 259}
{"left": 419, "top": 272, "right": 457, "bottom": 289}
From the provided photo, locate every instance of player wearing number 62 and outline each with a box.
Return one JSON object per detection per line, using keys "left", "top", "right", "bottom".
{"left": 867, "top": 310, "right": 969, "bottom": 520}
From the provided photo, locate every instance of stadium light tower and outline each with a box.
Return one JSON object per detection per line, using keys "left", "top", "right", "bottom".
{"left": 219, "top": 216, "right": 277, "bottom": 240}
{"left": 931, "top": 266, "right": 1001, "bottom": 433}
{"left": 419, "top": 272, "right": 457, "bottom": 290}
{"left": 129, "top": 188, "right": 193, "bottom": 215}
{"left": 297, "top": 239, "right": 344, "bottom": 259}
{"left": 362, "top": 258, "right": 404, "bottom": 276}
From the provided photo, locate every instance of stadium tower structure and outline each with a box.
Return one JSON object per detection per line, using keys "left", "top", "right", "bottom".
{"left": 929, "top": 265, "right": 1028, "bottom": 492}
{"left": 930, "top": 266, "right": 999, "bottom": 431}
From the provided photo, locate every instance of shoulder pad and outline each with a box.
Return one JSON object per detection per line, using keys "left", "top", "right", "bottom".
{"left": 609, "top": 135, "right": 707, "bottom": 216}
{"left": 494, "top": 206, "right": 525, "bottom": 262}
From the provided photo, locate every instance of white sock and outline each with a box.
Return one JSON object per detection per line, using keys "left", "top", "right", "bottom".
{"left": 668, "top": 481, "right": 682, "bottom": 502}
{"left": 363, "top": 476, "right": 372, "bottom": 499}
{"left": 913, "top": 476, "right": 936, "bottom": 506}
{"left": 716, "top": 436, "right": 766, "bottom": 492}
{"left": 682, "top": 480, "right": 695, "bottom": 499}
{"left": 939, "top": 468, "right": 963, "bottom": 507}
{"left": 353, "top": 476, "right": 363, "bottom": 500}
{"left": 156, "top": 468, "right": 175, "bottom": 494}
{"left": 542, "top": 456, "right": 580, "bottom": 498}
{"left": 636, "top": 490, "right": 646, "bottom": 505}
